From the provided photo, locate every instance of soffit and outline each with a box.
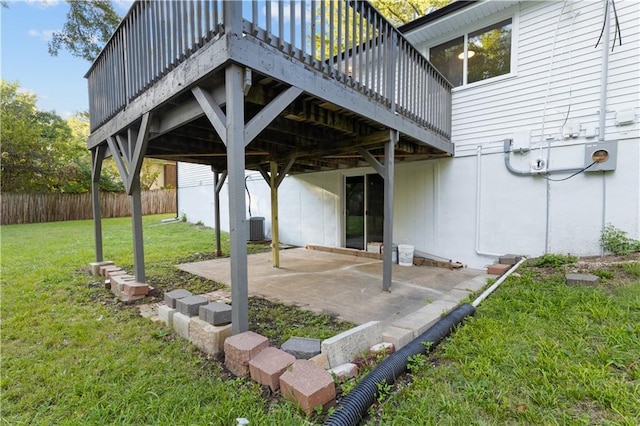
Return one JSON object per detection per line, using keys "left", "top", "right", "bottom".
{"left": 402, "top": 1, "right": 519, "bottom": 46}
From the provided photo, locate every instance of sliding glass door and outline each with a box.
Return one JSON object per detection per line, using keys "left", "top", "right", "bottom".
{"left": 345, "top": 174, "right": 384, "bottom": 250}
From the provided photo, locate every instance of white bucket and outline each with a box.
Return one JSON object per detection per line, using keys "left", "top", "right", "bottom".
{"left": 398, "top": 244, "right": 414, "bottom": 266}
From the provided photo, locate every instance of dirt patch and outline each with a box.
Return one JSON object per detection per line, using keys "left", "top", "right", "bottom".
{"left": 528, "top": 254, "right": 640, "bottom": 287}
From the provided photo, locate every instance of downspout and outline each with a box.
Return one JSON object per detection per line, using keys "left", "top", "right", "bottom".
{"left": 599, "top": 0, "right": 610, "bottom": 255}
{"left": 476, "top": 147, "right": 502, "bottom": 257}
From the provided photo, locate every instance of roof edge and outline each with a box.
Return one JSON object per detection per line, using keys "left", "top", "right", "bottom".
{"left": 398, "top": 1, "right": 478, "bottom": 33}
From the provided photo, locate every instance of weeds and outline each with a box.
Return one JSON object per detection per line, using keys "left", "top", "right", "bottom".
{"left": 407, "top": 354, "right": 428, "bottom": 374}
{"left": 601, "top": 224, "right": 640, "bottom": 255}
{"left": 531, "top": 253, "right": 578, "bottom": 268}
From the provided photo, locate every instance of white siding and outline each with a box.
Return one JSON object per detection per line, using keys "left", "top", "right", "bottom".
{"left": 412, "top": 0, "right": 640, "bottom": 157}
{"left": 178, "top": 0, "right": 639, "bottom": 268}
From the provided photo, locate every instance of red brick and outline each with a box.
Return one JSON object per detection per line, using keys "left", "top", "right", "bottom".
{"left": 110, "top": 275, "right": 136, "bottom": 296}
{"left": 279, "top": 360, "right": 336, "bottom": 414}
{"left": 123, "top": 282, "right": 149, "bottom": 296}
{"left": 487, "top": 263, "right": 511, "bottom": 276}
{"left": 224, "top": 331, "right": 269, "bottom": 365}
{"left": 106, "top": 269, "right": 127, "bottom": 278}
{"left": 249, "top": 347, "right": 295, "bottom": 391}
{"left": 100, "top": 265, "right": 121, "bottom": 277}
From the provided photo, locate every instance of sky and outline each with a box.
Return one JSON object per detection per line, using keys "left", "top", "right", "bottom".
{"left": 1, "top": 0, "right": 132, "bottom": 118}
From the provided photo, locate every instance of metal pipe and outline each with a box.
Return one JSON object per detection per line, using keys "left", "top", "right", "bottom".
{"left": 599, "top": 0, "right": 611, "bottom": 255}
{"left": 472, "top": 258, "right": 527, "bottom": 308}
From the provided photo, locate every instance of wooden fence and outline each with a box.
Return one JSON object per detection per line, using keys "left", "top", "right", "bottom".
{"left": 1, "top": 189, "right": 176, "bottom": 225}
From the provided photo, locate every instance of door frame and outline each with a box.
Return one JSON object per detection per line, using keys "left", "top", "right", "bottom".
{"left": 341, "top": 171, "right": 384, "bottom": 250}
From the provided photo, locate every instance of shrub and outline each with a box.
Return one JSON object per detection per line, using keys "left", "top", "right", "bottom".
{"left": 601, "top": 224, "right": 640, "bottom": 255}
{"left": 531, "top": 253, "right": 577, "bottom": 268}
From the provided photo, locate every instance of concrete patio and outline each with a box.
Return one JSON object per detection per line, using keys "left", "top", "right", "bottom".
{"left": 177, "top": 248, "right": 489, "bottom": 326}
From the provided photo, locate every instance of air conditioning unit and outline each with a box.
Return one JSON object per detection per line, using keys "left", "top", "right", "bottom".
{"left": 248, "top": 217, "right": 265, "bottom": 241}
{"left": 584, "top": 141, "right": 617, "bottom": 172}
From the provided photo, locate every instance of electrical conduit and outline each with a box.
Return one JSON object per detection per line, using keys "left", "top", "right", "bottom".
{"left": 324, "top": 258, "right": 526, "bottom": 426}
{"left": 599, "top": 0, "right": 611, "bottom": 255}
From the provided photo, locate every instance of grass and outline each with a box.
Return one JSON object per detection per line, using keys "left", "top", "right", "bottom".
{"left": 367, "top": 260, "right": 640, "bottom": 425}
{"left": 3, "top": 217, "right": 639, "bottom": 425}
{"left": 1, "top": 214, "right": 353, "bottom": 425}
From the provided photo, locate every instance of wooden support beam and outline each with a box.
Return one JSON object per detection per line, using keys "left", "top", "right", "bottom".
{"left": 131, "top": 172, "right": 145, "bottom": 282}
{"left": 107, "top": 136, "right": 130, "bottom": 188}
{"left": 286, "top": 130, "right": 390, "bottom": 160}
{"left": 382, "top": 129, "right": 399, "bottom": 292}
{"left": 245, "top": 86, "right": 303, "bottom": 145}
{"left": 276, "top": 158, "right": 295, "bottom": 188}
{"left": 192, "top": 86, "right": 227, "bottom": 145}
{"left": 270, "top": 161, "right": 280, "bottom": 268}
{"left": 356, "top": 146, "right": 384, "bottom": 176}
{"left": 127, "top": 112, "right": 152, "bottom": 195}
{"left": 105, "top": 113, "right": 152, "bottom": 195}
{"left": 91, "top": 145, "right": 106, "bottom": 262}
{"left": 225, "top": 63, "right": 249, "bottom": 335}
{"left": 212, "top": 168, "right": 227, "bottom": 257}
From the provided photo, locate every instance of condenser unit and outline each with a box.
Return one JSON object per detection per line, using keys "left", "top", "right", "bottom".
{"left": 248, "top": 217, "right": 265, "bottom": 241}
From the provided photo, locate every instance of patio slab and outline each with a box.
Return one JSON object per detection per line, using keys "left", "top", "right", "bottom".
{"left": 177, "top": 248, "right": 486, "bottom": 326}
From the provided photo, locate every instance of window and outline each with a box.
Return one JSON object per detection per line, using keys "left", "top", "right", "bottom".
{"left": 429, "top": 18, "right": 513, "bottom": 87}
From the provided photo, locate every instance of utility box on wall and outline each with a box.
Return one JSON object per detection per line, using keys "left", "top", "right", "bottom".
{"left": 584, "top": 141, "right": 617, "bottom": 172}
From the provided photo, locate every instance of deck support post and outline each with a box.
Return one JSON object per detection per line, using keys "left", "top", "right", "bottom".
{"left": 91, "top": 145, "right": 105, "bottom": 262}
{"left": 270, "top": 161, "right": 280, "bottom": 268}
{"left": 258, "top": 159, "right": 295, "bottom": 268}
{"left": 212, "top": 168, "right": 227, "bottom": 257}
{"left": 382, "top": 130, "right": 398, "bottom": 292}
{"left": 226, "top": 63, "right": 249, "bottom": 334}
{"left": 130, "top": 172, "right": 145, "bottom": 282}
{"left": 105, "top": 113, "right": 151, "bottom": 283}
{"left": 356, "top": 131, "right": 398, "bottom": 292}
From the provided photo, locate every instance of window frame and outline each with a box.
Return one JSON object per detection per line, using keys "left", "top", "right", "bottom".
{"left": 426, "top": 11, "right": 518, "bottom": 90}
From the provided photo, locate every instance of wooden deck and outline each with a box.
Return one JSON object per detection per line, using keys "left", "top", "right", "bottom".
{"left": 86, "top": 1, "right": 453, "bottom": 334}
{"left": 86, "top": 0, "right": 452, "bottom": 173}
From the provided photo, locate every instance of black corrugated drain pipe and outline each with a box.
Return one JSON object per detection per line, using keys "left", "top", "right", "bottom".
{"left": 324, "top": 258, "right": 526, "bottom": 426}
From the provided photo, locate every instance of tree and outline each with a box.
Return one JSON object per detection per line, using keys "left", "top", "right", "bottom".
{"left": 48, "top": 0, "right": 121, "bottom": 62}
{"left": 1, "top": 80, "right": 72, "bottom": 192}
{"left": 0, "top": 80, "right": 124, "bottom": 193}
{"left": 60, "top": 112, "right": 125, "bottom": 193}
{"left": 371, "top": 0, "right": 453, "bottom": 26}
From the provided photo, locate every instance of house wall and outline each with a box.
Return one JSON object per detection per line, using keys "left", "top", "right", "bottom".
{"left": 177, "top": 164, "right": 341, "bottom": 246}
{"left": 178, "top": 0, "right": 639, "bottom": 268}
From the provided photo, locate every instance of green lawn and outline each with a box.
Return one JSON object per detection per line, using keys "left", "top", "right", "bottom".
{"left": 2, "top": 216, "right": 639, "bottom": 425}
{"left": 1, "top": 215, "right": 350, "bottom": 425}
{"left": 369, "top": 260, "right": 640, "bottom": 425}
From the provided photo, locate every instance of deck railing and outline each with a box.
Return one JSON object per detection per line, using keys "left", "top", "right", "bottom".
{"left": 86, "top": 1, "right": 451, "bottom": 140}
{"left": 86, "top": 0, "right": 225, "bottom": 130}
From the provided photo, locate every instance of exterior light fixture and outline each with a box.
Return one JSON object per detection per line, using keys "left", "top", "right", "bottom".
{"left": 458, "top": 50, "right": 475, "bottom": 59}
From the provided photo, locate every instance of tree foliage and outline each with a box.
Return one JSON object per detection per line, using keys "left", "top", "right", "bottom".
{"left": 1, "top": 80, "right": 72, "bottom": 192}
{"left": 371, "top": 0, "right": 453, "bottom": 26}
{"left": 48, "top": 0, "right": 121, "bottom": 62}
{"left": 0, "top": 80, "right": 123, "bottom": 193}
